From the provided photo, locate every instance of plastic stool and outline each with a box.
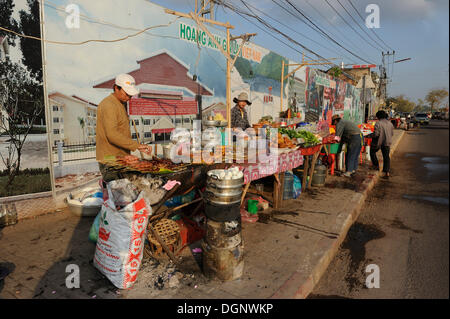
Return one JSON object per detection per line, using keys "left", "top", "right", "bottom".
{"left": 329, "top": 153, "right": 336, "bottom": 175}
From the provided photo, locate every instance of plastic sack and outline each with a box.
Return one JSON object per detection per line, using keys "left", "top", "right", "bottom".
{"left": 165, "top": 189, "right": 196, "bottom": 207}
{"left": 88, "top": 211, "right": 101, "bottom": 243}
{"left": 93, "top": 181, "right": 152, "bottom": 289}
{"left": 293, "top": 174, "right": 302, "bottom": 199}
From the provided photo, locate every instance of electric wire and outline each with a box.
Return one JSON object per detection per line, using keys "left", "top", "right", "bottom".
{"left": 346, "top": 0, "right": 394, "bottom": 51}
{"left": 335, "top": 0, "right": 387, "bottom": 51}
{"left": 322, "top": 0, "right": 381, "bottom": 54}
{"left": 234, "top": 0, "right": 358, "bottom": 64}
{"left": 277, "top": 0, "right": 376, "bottom": 64}
{"left": 303, "top": 0, "right": 373, "bottom": 61}
{"left": 218, "top": 1, "right": 359, "bottom": 81}
{"left": 0, "top": 17, "right": 181, "bottom": 45}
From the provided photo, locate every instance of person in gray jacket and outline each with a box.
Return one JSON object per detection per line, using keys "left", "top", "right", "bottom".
{"left": 370, "top": 110, "right": 394, "bottom": 178}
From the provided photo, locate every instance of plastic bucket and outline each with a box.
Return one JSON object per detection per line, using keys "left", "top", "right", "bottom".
{"left": 247, "top": 199, "right": 259, "bottom": 214}
{"left": 329, "top": 143, "right": 340, "bottom": 154}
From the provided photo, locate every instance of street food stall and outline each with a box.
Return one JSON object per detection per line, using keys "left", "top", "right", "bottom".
{"left": 91, "top": 111, "right": 336, "bottom": 283}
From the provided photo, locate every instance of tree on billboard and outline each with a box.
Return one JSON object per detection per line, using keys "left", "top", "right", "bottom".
{"left": 0, "top": 60, "right": 44, "bottom": 186}
{"left": 0, "top": 0, "right": 19, "bottom": 46}
{"left": 18, "top": 0, "right": 42, "bottom": 82}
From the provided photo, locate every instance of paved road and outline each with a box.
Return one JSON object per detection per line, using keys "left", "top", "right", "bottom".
{"left": 310, "top": 120, "right": 449, "bottom": 299}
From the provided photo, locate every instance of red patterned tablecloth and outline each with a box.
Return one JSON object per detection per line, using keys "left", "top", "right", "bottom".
{"left": 234, "top": 150, "right": 304, "bottom": 184}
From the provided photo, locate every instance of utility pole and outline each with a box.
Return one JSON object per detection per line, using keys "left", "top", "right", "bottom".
{"left": 166, "top": 0, "right": 256, "bottom": 147}
{"left": 380, "top": 51, "right": 395, "bottom": 108}
{"left": 194, "top": 0, "right": 216, "bottom": 123}
{"left": 199, "top": 0, "right": 215, "bottom": 20}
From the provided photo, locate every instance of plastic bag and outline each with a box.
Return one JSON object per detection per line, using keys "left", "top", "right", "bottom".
{"left": 88, "top": 211, "right": 101, "bottom": 243}
{"left": 293, "top": 174, "right": 302, "bottom": 199}
{"left": 165, "top": 189, "right": 196, "bottom": 207}
{"left": 93, "top": 181, "right": 152, "bottom": 289}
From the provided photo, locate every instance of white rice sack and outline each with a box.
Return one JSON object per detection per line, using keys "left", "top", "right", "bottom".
{"left": 93, "top": 184, "right": 152, "bottom": 289}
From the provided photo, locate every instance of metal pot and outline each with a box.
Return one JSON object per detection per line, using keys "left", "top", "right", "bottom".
{"left": 204, "top": 188, "right": 242, "bottom": 206}
{"left": 203, "top": 120, "right": 220, "bottom": 127}
{"left": 206, "top": 173, "right": 244, "bottom": 190}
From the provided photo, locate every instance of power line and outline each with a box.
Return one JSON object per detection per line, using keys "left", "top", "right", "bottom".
{"left": 235, "top": 0, "right": 358, "bottom": 64}
{"left": 335, "top": 0, "right": 386, "bottom": 51}
{"left": 44, "top": 0, "right": 141, "bottom": 32}
{"left": 223, "top": 0, "right": 324, "bottom": 58}
{"left": 346, "top": 0, "right": 394, "bottom": 51}
{"left": 303, "top": 0, "right": 374, "bottom": 62}
{"left": 219, "top": 2, "right": 309, "bottom": 58}
{"left": 322, "top": 0, "right": 381, "bottom": 54}
{"left": 218, "top": 0, "right": 359, "bottom": 81}
{"left": 0, "top": 17, "right": 181, "bottom": 45}
{"left": 278, "top": 0, "right": 376, "bottom": 64}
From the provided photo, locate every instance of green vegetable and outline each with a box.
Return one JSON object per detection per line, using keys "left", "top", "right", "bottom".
{"left": 278, "top": 128, "right": 320, "bottom": 147}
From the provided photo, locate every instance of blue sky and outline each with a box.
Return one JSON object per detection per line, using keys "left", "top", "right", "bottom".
{"left": 151, "top": 0, "right": 449, "bottom": 104}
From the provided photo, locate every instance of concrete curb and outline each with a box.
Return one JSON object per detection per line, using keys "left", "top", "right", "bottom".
{"left": 273, "top": 129, "right": 406, "bottom": 299}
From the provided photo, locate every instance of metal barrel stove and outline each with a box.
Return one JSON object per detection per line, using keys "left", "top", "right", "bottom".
{"left": 202, "top": 170, "right": 244, "bottom": 281}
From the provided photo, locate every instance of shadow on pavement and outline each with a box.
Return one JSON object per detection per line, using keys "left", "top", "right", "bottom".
{"left": 0, "top": 226, "right": 16, "bottom": 295}
{"left": 32, "top": 214, "right": 119, "bottom": 299}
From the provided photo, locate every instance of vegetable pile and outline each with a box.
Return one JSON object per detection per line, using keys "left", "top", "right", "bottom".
{"left": 278, "top": 128, "right": 321, "bottom": 147}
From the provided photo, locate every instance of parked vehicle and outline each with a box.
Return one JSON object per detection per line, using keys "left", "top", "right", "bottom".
{"left": 414, "top": 113, "right": 430, "bottom": 125}
{"left": 432, "top": 112, "right": 442, "bottom": 119}
{"left": 398, "top": 113, "right": 408, "bottom": 130}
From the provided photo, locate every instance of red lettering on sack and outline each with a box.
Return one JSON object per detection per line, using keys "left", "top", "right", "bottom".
{"left": 98, "top": 227, "right": 110, "bottom": 241}
{"left": 94, "top": 256, "right": 117, "bottom": 273}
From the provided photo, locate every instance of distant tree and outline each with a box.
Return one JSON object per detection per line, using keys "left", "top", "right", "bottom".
{"left": 387, "top": 95, "right": 416, "bottom": 113}
{"left": 425, "top": 89, "right": 449, "bottom": 113}
{"left": 0, "top": 0, "right": 19, "bottom": 46}
{"left": 328, "top": 66, "right": 343, "bottom": 78}
{"left": 18, "top": 0, "right": 42, "bottom": 82}
{"left": 414, "top": 98, "right": 427, "bottom": 112}
{"left": 0, "top": 60, "right": 44, "bottom": 186}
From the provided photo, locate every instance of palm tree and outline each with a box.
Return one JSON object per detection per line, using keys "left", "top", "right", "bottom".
{"left": 78, "top": 116, "right": 85, "bottom": 143}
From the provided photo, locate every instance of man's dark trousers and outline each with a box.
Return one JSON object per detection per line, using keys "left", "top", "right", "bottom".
{"left": 370, "top": 145, "right": 391, "bottom": 173}
{"left": 345, "top": 134, "right": 362, "bottom": 172}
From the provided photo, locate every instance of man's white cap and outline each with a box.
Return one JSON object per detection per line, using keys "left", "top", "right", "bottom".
{"left": 115, "top": 73, "right": 139, "bottom": 96}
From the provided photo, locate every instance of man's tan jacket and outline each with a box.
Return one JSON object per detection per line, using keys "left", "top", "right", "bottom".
{"left": 96, "top": 94, "right": 139, "bottom": 162}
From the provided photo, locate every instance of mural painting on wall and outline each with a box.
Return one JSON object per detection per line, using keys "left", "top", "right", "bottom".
{"left": 305, "top": 68, "right": 323, "bottom": 123}
{"left": 305, "top": 67, "right": 364, "bottom": 128}
{"left": 232, "top": 48, "right": 289, "bottom": 123}
{"left": 287, "top": 70, "right": 306, "bottom": 120}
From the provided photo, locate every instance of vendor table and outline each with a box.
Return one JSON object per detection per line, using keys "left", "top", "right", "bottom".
{"left": 222, "top": 149, "right": 304, "bottom": 209}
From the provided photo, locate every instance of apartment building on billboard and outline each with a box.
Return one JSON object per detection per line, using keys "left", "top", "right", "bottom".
{"left": 48, "top": 92, "right": 98, "bottom": 145}
{"left": 93, "top": 50, "right": 214, "bottom": 142}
